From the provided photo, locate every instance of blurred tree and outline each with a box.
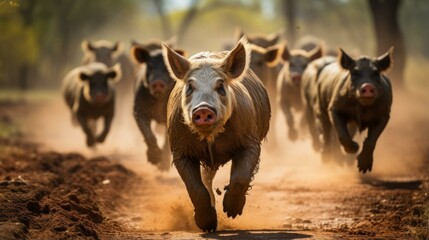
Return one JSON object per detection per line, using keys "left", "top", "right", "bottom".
{"left": 368, "top": 0, "right": 405, "bottom": 86}
{"left": 281, "top": 0, "right": 297, "bottom": 45}
{"left": 152, "top": 0, "right": 173, "bottom": 39}
{"left": 0, "top": 0, "right": 138, "bottom": 89}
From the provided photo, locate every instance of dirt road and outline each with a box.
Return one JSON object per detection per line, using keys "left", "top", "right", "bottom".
{"left": 1, "top": 91, "right": 428, "bottom": 239}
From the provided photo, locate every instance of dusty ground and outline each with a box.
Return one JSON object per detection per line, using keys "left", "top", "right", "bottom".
{"left": 0, "top": 90, "right": 428, "bottom": 239}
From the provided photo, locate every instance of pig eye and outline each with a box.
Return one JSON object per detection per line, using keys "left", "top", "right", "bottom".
{"left": 351, "top": 70, "right": 360, "bottom": 78}
{"left": 186, "top": 80, "right": 195, "bottom": 96}
{"left": 216, "top": 81, "right": 226, "bottom": 96}
{"left": 371, "top": 71, "right": 380, "bottom": 78}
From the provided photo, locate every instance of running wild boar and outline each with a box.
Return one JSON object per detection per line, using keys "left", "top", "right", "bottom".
{"left": 300, "top": 55, "right": 337, "bottom": 151}
{"left": 317, "top": 48, "right": 393, "bottom": 173}
{"left": 163, "top": 37, "right": 270, "bottom": 232}
{"left": 81, "top": 40, "right": 136, "bottom": 113}
{"left": 277, "top": 44, "right": 323, "bottom": 140}
{"left": 62, "top": 62, "right": 122, "bottom": 147}
{"left": 235, "top": 30, "right": 282, "bottom": 146}
{"left": 131, "top": 40, "right": 185, "bottom": 171}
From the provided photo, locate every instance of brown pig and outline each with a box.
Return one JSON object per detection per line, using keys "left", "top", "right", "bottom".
{"left": 62, "top": 62, "right": 122, "bottom": 147}
{"left": 131, "top": 40, "right": 185, "bottom": 171}
{"left": 300, "top": 55, "right": 337, "bottom": 151}
{"left": 163, "top": 37, "right": 270, "bottom": 232}
{"left": 234, "top": 30, "right": 282, "bottom": 145}
{"left": 277, "top": 44, "right": 323, "bottom": 140}
{"left": 317, "top": 48, "right": 393, "bottom": 173}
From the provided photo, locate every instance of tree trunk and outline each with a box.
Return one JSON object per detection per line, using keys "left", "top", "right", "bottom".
{"left": 17, "top": 0, "right": 36, "bottom": 90}
{"left": 282, "top": 0, "right": 297, "bottom": 46}
{"left": 368, "top": 0, "right": 405, "bottom": 87}
{"left": 153, "top": 0, "right": 173, "bottom": 39}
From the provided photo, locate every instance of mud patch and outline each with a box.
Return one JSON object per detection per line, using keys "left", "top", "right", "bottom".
{"left": 0, "top": 138, "right": 138, "bottom": 239}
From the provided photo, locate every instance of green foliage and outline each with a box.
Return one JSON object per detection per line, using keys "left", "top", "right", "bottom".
{"left": 0, "top": 17, "right": 39, "bottom": 64}
{"left": 0, "top": 0, "right": 140, "bottom": 89}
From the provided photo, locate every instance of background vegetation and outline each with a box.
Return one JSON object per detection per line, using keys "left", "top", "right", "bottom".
{"left": 0, "top": 0, "right": 428, "bottom": 95}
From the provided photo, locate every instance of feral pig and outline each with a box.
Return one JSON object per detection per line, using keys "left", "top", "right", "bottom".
{"left": 235, "top": 30, "right": 282, "bottom": 96}
{"left": 317, "top": 48, "right": 393, "bottom": 173}
{"left": 163, "top": 37, "right": 270, "bottom": 232}
{"left": 277, "top": 44, "right": 323, "bottom": 140}
{"left": 131, "top": 41, "right": 185, "bottom": 171}
{"left": 294, "top": 35, "right": 337, "bottom": 57}
{"left": 81, "top": 40, "right": 136, "bottom": 112}
{"left": 235, "top": 30, "right": 283, "bottom": 145}
{"left": 62, "top": 62, "right": 121, "bottom": 147}
{"left": 301, "top": 56, "right": 337, "bottom": 151}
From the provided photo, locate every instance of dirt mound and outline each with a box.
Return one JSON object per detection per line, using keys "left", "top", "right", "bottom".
{"left": 0, "top": 138, "right": 138, "bottom": 240}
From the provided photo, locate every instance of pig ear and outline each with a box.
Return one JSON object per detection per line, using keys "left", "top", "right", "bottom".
{"left": 131, "top": 46, "right": 151, "bottom": 64}
{"left": 107, "top": 63, "right": 122, "bottom": 83}
{"left": 162, "top": 43, "right": 191, "bottom": 81}
{"left": 266, "top": 31, "right": 282, "bottom": 46}
{"left": 81, "top": 40, "right": 96, "bottom": 53}
{"left": 173, "top": 49, "right": 187, "bottom": 57}
{"left": 79, "top": 72, "right": 90, "bottom": 81}
{"left": 221, "top": 36, "right": 250, "bottom": 82}
{"left": 281, "top": 44, "right": 291, "bottom": 61}
{"left": 376, "top": 47, "right": 393, "bottom": 72}
{"left": 308, "top": 45, "right": 323, "bottom": 62}
{"left": 339, "top": 48, "right": 355, "bottom": 70}
{"left": 111, "top": 41, "right": 123, "bottom": 58}
{"left": 265, "top": 45, "right": 282, "bottom": 67}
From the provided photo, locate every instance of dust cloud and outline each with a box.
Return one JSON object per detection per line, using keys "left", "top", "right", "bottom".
{"left": 24, "top": 85, "right": 428, "bottom": 232}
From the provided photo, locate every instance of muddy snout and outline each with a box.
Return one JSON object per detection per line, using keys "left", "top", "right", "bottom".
{"left": 192, "top": 105, "right": 217, "bottom": 127}
{"left": 149, "top": 80, "right": 166, "bottom": 95}
{"left": 93, "top": 92, "right": 109, "bottom": 103}
{"left": 291, "top": 72, "right": 302, "bottom": 85}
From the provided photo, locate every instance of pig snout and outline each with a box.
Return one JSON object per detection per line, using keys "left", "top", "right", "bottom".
{"left": 359, "top": 83, "right": 377, "bottom": 98}
{"left": 150, "top": 80, "right": 166, "bottom": 94}
{"left": 94, "top": 92, "right": 108, "bottom": 103}
{"left": 291, "top": 72, "right": 302, "bottom": 85}
{"left": 192, "top": 105, "right": 217, "bottom": 127}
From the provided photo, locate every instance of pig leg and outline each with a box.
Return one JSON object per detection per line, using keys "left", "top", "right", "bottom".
{"left": 77, "top": 115, "right": 96, "bottom": 147}
{"left": 358, "top": 117, "right": 389, "bottom": 173}
{"left": 134, "top": 116, "right": 162, "bottom": 165}
{"left": 158, "top": 132, "right": 171, "bottom": 171}
{"left": 201, "top": 167, "right": 217, "bottom": 207}
{"left": 97, "top": 113, "right": 113, "bottom": 143}
{"left": 281, "top": 101, "right": 298, "bottom": 141}
{"left": 223, "top": 145, "right": 260, "bottom": 218}
{"left": 304, "top": 106, "right": 321, "bottom": 151}
{"left": 330, "top": 111, "right": 359, "bottom": 154}
{"left": 320, "top": 116, "right": 333, "bottom": 163}
{"left": 174, "top": 156, "right": 217, "bottom": 232}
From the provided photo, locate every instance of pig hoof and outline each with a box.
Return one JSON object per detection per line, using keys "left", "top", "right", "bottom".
{"left": 194, "top": 206, "right": 217, "bottom": 232}
{"left": 147, "top": 147, "right": 163, "bottom": 165}
{"left": 86, "top": 138, "right": 96, "bottom": 147}
{"left": 344, "top": 141, "right": 359, "bottom": 153}
{"left": 288, "top": 129, "right": 298, "bottom": 141}
{"left": 223, "top": 189, "right": 246, "bottom": 218}
{"left": 357, "top": 153, "right": 373, "bottom": 173}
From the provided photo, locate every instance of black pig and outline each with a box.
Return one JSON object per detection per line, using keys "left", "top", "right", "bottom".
{"left": 62, "top": 62, "right": 121, "bottom": 147}
{"left": 131, "top": 41, "right": 185, "bottom": 171}
{"left": 317, "top": 48, "right": 393, "bottom": 173}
